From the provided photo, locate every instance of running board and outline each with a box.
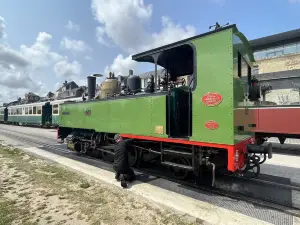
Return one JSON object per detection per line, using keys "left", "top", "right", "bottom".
{"left": 161, "top": 162, "right": 194, "bottom": 170}
{"left": 163, "top": 149, "right": 193, "bottom": 157}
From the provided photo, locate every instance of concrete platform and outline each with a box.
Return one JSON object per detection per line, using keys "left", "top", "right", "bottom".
{"left": 268, "top": 138, "right": 300, "bottom": 145}
{"left": 262, "top": 153, "right": 300, "bottom": 184}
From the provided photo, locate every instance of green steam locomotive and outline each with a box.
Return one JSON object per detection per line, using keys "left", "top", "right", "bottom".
{"left": 57, "top": 24, "right": 273, "bottom": 185}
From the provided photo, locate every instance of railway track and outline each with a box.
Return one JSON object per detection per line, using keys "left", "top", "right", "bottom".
{"left": 3, "top": 123, "right": 300, "bottom": 156}
{"left": 0, "top": 129, "right": 299, "bottom": 220}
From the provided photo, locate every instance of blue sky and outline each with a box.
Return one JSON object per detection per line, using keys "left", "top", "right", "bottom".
{"left": 0, "top": 0, "right": 299, "bottom": 103}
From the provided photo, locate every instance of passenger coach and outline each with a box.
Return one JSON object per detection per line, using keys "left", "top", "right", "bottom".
{"left": 6, "top": 102, "right": 51, "bottom": 126}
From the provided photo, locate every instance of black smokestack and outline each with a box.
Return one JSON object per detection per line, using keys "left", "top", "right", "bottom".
{"left": 87, "top": 75, "right": 96, "bottom": 100}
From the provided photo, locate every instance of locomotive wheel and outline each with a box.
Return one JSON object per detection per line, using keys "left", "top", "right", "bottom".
{"left": 128, "top": 146, "right": 140, "bottom": 167}
{"left": 169, "top": 157, "right": 190, "bottom": 180}
{"left": 73, "top": 142, "right": 83, "bottom": 156}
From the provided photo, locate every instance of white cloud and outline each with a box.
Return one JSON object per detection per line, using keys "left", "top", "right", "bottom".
{"left": 0, "top": 16, "right": 6, "bottom": 39}
{"left": 55, "top": 82, "right": 61, "bottom": 91}
{"left": 95, "top": 26, "right": 112, "bottom": 47}
{"left": 20, "top": 32, "right": 64, "bottom": 68}
{"left": 60, "top": 37, "right": 90, "bottom": 52}
{"left": 91, "top": 0, "right": 197, "bottom": 76}
{"left": 54, "top": 60, "right": 82, "bottom": 79}
{"left": 18, "top": 32, "right": 83, "bottom": 80}
{"left": 91, "top": 0, "right": 196, "bottom": 54}
{"left": 65, "top": 20, "right": 80, "bottom": 32}
{"left": 0, "top": 85, "right": 30, "bottom": 105}
{"left": 76, "top": 78, "right": 88, "bottom": 87}
{"left": 0, "top": 16, "right": 84, "bottom": 105}
{"left": 91, "top": 0, "right": 153, "bottom": 54}
{"left": 0, "top": 44, "right": 30, "bottom": 69}
{"left": 0, "top": 19, "right": 43, "bottom": 95}
{"left": 150, "top": 16, "right": 196, "bottom": 50}
{"left": 104, "top": 54, "right": 137, "bottom": 76}
{"left": 0, "top": 67, "right": 42, "bottom": 90}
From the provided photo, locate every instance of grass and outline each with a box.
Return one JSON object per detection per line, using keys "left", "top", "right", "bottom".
{"left": 0, "top": 145, "right": 202, "bottom": 225}
{"left": 79, "top": 182, "right": 91, "bottom": 189}
{"left": 0, "top": 198, "right": 31, "bottom": 225}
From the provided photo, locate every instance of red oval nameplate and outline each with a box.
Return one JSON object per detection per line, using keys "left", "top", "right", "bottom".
{"left": 205, "top": 120, "right": 219, "bottom": 130}
{"left": 201, "top": 92, "right": 223, "bottom": 106}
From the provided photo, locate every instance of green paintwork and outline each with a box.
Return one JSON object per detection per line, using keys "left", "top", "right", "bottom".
{"left": 59, "top": 25, "right": 254, "bottom": 146}
{"left": 60, "top": 95, "right": 167, "bottom": 138}
{"left": 189, "top": 28, "right": 234, "bottom": 144}
{"left": 7, "top": 115, "right": 42, "bottom": 125}
{"left": 52, "top": 115, "right": 59, "bottom": 126}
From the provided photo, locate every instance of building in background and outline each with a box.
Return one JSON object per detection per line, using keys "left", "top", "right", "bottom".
{"left": 250, "top": 28, "right": 300, "bottom": 104}
{"left": 55, "top": 80, "right": 86, "bottom": 99}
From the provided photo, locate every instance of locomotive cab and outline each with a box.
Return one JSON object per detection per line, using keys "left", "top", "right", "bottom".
{"left": 132, "top": 43, "right": 195, "bottom": 139}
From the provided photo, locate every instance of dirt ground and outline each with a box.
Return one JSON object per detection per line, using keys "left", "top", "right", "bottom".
{"left": 0, "top": 143, "right": 205, "bottom": 225}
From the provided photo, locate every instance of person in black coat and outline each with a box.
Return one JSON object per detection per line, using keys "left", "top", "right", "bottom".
{"left": 113, "top": 134, "right": 136, "bottom": 188}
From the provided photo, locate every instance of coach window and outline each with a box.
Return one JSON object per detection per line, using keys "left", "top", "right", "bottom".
{"left": 37, "top": 106, "right": 42, "bottom": 115}
{"left": 53, "top": 104, "right": 59, "bottom": 115}
{"left": 33, "top": 106, "right": 37, "bottom": 115}
{"left": 29, "top": 107, "right": 32, "bottom": 115}
{"left": 25, "top": 107, "right": 28, "bottom": 115}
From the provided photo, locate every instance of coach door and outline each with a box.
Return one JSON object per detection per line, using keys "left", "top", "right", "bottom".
{"left": 42, "top": 103, "right": 52, "bottom": 126}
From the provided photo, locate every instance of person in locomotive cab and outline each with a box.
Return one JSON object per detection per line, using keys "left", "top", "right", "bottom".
{"left": 113, "top": 134, "right": 136, "bottom": 188}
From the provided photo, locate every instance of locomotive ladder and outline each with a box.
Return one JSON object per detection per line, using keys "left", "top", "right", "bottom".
{"left": 161, "top": 144, "right": 195, "bottom": 171}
